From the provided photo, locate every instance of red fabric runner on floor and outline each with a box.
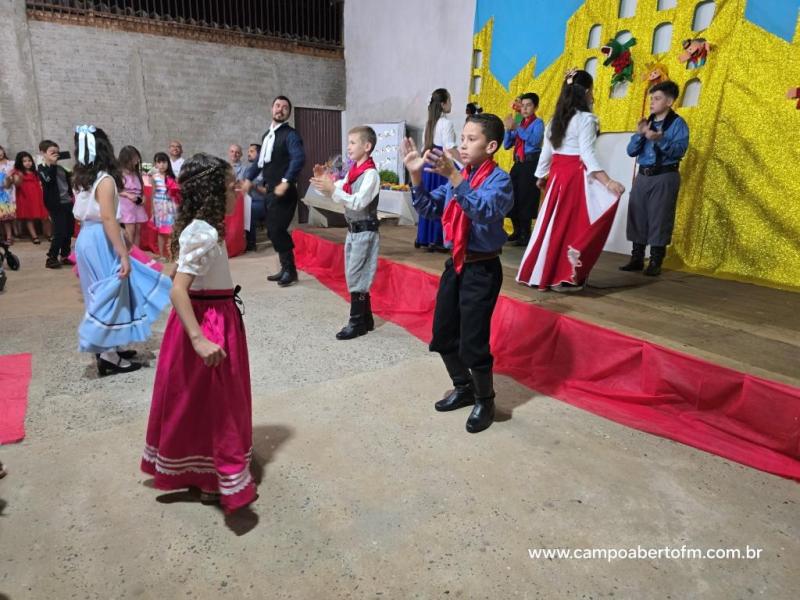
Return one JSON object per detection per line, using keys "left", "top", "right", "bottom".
{"left": 0, "top": 353, "right": 32, "bottom": 444}
{"left": 292, "top": 230, "right": 800, "bottom": 481}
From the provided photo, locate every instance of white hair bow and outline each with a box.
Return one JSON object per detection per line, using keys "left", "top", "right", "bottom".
{"left": 564, "top": 68, "right": 578, "bottom": 85}
{"left": 75, "top": 124, "right": 97, "bottom": 165}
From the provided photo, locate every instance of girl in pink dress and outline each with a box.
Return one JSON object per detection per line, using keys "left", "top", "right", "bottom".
{"left": 141, "top": 153, "right": 255, "bottom": 514}
{"left": 117, "top": 146, "right": 148, "bottom": 248}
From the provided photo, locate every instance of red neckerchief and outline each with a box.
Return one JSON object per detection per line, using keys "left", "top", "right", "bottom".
{"left": 514, "top": 115, "right": 537, "bottom": 161}
{"left": 442, "top": 158, "right": 497, "bottom": 274}
{"left": 343, "top": 157, "right": 376, "bottom": 194}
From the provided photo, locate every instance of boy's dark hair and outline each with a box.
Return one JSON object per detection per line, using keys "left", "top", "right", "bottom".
{"left": 466, "top": 102, "right": 483, "bottom": 116}
{"left": 249, "top": 143, "right": 262, "bottom": 152}
{"left": 649, "top": 80, "right": 680, "bottom": 100}
{"left": 349, "top": 126, "right": 378, "bottom": 153}
{"left": 550, "top": 69, "right": 594, "bottom": 149}
{"left": 72, "top": 127, "right": 123, "bottom": 191}
{"left": 14, "top": 151, "right": 36, "bottom": 172}
{"left": 520, "top": 92, "right": 540, "bottom": 107}
{"left": 39, "top": 139, "right": 58, "bottom": 153}
{"left": 273, "top": 95, "right": 293, "bottom": 113}
{"left": 153, "top": 151, "right": 177, "bottom": 179}
{"left": 466, "top": 113, "right": 504, "bottom": 151}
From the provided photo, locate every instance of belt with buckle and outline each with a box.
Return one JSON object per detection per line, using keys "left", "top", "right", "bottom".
{"left": 464, "top": 250, "right": 501, "bottom": 263}
{"left": 347, "top": 219, "right": 380, "bottom": 234}
{"left": 638, "top": 164, "right": 679, "bottom": 176}
{"left": 514, "top": 152, "right": 541, "bottom": 164}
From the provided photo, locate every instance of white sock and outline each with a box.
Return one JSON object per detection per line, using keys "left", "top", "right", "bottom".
{"left": 99, "top": 351, "right": 131, "bottom": 368}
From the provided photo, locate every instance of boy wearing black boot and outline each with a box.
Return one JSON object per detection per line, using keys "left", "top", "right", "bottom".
{"left": 310, "top": 126, "right": 380, "bottom": 340}
{"left": 402, "top": 114, "right": 513, "bottom": 434}
{"left": 620, "top": 81, "right": 689, "bottom": 276}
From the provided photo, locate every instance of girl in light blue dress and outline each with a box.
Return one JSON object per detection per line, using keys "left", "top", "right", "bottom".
{"left": 72, "top": 125, "right": 172, "bottom": 376}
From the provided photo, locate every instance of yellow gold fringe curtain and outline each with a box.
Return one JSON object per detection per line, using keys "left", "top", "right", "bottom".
{"left": 470, "top": 0, "right": 800, "bottom": 291}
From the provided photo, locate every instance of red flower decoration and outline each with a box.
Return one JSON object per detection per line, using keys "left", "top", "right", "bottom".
{"left": 612, "top": 51, "right": 631, "bottom": 73}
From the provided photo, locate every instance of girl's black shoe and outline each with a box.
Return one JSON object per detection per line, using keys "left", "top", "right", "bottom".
{"left": 97, "top": 355, "right": 142, "bottom": 376}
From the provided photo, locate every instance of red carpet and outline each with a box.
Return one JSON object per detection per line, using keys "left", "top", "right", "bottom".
{"left": 0, "top": 353, "right": 32, "bottom": 444}
{"left": 293, "top": 230, "right": 800, "bottom": 481}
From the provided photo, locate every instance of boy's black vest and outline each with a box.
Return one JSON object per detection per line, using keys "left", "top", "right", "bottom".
{"left": 260, "top": 124, "right": 296, "bottom": 188}
{"left": 647, "top": 109, "right": 680, "bottom": 166}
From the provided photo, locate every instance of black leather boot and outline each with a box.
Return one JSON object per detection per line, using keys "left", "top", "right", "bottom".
{"left": 619, "top": 243, "right": 646, "bottom": 271}
{"left": 336, "top": 293, "right": 368, "bottom": 340}
{"left": 466, "top": 370, "right": 495, "bottom": 433}
{"left": 277, "top": 250, "right": 298, "bottom": 287}
{"left": 267, "top": 251, "right": 287, "bottom": 281}
{"left": 364, "top": 293, "right": 375, "bottom": 332}
{"left": 644, "top": 245, "right": 665, "bottom": 277}
{"left": 435, "top": 353, "right": 475, "bottom": 412}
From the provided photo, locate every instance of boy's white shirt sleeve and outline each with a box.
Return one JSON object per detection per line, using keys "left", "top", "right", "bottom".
{"left": 331, "top": 169, "right": 382, "bottom": 211}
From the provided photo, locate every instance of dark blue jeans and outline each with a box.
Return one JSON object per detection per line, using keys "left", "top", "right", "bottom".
{"left": 247, "top": 196, "right": 267, "bottom": 246}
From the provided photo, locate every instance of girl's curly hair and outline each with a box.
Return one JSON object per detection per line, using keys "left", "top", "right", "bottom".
{"left": 170, "top": 153, "right": 231, "bottom": 259}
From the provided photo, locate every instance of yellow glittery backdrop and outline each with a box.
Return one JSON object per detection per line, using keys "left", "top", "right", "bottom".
{"left": 471, "top": 0, "right": 800, "bottom": 291}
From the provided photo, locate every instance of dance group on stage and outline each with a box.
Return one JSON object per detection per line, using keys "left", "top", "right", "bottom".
{"left": 63, "top": 67, "right": 688, "bottom": 515}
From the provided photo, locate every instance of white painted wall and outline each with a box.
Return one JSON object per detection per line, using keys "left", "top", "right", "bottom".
{"left": 343, "top": 0, "right": 476, "bottom": 146}
{"left": 596, "top": 132, "right": 638, "bottom": 254}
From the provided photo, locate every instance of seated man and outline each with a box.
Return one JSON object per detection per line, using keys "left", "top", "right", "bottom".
{"left": 244, "top": 143, "right": 267, "bottom": 252}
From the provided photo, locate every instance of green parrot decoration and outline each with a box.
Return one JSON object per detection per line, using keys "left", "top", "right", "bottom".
{"left": 601, "top": 37, "right": 637, "bottom": 88}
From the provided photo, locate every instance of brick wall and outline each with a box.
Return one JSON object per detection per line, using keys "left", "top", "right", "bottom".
{"left": 0, "top": 1, "right": 345, "bottom": 162}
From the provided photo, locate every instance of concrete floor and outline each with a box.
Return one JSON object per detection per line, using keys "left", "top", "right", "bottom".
{"left": 0, "top": 240, "right": 798, "bottom": 599}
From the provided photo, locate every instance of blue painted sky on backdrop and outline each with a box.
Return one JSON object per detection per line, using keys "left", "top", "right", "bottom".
{"left": 743, "top": 0, "right": 800, "bottom": 43}
{"left": 474, "top": 0, "right": 799, "bottom": 89}
{"left": 474, "top": 0, "right": 585, "bottom": 89}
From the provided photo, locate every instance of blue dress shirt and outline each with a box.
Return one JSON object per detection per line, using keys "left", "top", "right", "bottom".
{"left": 627, "top": 114, "right": 689, "bottom": 167}
{"left": 503, "top": 118, "right": 545, "bottom": 155}
{"left": 411, "top": 166, "right": 513, "bottom": 253}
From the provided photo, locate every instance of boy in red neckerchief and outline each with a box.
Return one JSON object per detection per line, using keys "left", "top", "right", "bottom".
{"left": 401, "top": 114, "right": 513, "bottom": 434}
{"left": 503, "top": 92, "right": 544, "bottom": 245}
{"left": 311, "top": 126, "right": 381, "bottom": 340}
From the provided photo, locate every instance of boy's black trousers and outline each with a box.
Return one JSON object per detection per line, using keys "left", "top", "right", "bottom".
{"left": 429, "top": 257, "right": 503, "bottom": 373}
{"left": 47, "top": 202, "right": 74, "bottom": 259}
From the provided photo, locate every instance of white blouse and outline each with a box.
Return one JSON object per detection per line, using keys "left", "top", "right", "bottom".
{"left": 331, "top": 169, "right": 382, "bottom": 211}
{"left": 430, "top": 116, "right": 458, "bottom": 149}
{"left": 535, "top": 111, "right": 604, "bottom": 178}
{"left": 176, "top": 219, "right": 234, "bottom": 290}
{"left": 72, "top": 171, "right": 121, "bottom": 222}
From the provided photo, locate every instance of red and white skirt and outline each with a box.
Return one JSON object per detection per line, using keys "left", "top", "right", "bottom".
{"left": 517, "top": 154, "right": 619, "bottom": 289}
{"left": 141, "top": 288, "right": 256, "bottom": 513}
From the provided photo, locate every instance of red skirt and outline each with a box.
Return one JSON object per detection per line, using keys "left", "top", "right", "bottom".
{"left": 141, "top": 288, "right": 256, "bottom": 513}
{"left": 516, "top": 154, "right": 619, "bottom": 289}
